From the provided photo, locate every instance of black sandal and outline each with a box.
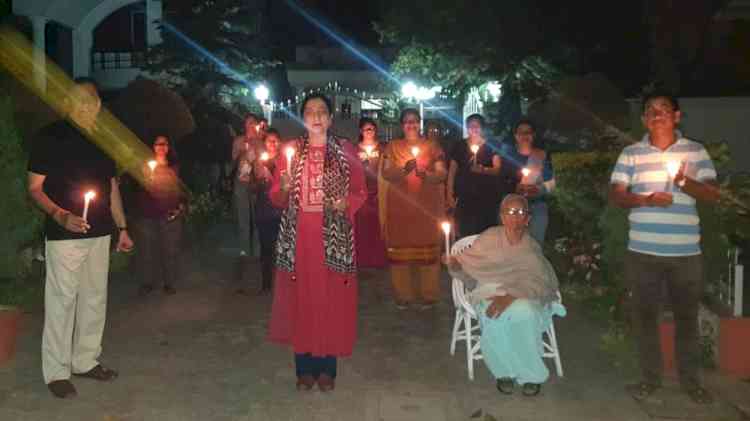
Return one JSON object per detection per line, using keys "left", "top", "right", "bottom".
{"left": 522, "top": 383, "right": 541, "bottom": 397}
{"left": 73, "top": 364, "right": 118, "bottom": 382}
{"left": 626, "top": 381, "right": 661, "bottom": 401}
{"left": 685, "top": 386, "right": 713, "bottom": 405}
{"left": 496, "top": 377, "right": 515, "bottom": 395}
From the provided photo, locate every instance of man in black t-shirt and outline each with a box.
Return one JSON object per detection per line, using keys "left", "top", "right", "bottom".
{"left": 27, "top": 79, "right": 134, "bottom": 399}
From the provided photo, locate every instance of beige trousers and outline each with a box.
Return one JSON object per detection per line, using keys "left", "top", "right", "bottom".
{"left": 42, "top": 235, "right": 110, "bottom": 384}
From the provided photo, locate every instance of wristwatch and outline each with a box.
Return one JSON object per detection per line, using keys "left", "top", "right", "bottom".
{"left": 118, "top": 226, "right": 128, "bottom": 232}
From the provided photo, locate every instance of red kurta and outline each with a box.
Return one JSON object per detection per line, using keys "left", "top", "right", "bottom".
{"left": 267, "top": 141, "right": 367, "bottom": 357}
{"left": 354, "top": 143, "right": 388, "bottom": 268}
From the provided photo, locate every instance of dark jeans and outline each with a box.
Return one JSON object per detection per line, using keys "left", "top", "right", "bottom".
{"left": 625, "top": 251, "right": 703, "bottom": 387}
{"left": 133, "top": 216, "right": 183, "bottom": 288}
{"left": 295, "top": 353, "right": 337, "bottom": 378}
{"left": 257, "top": 218, "right": 280, "bottom": 290}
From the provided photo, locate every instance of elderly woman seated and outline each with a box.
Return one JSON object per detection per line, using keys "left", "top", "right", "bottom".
{"left": 445, "top": 194, "right": 565, "bottom": 396}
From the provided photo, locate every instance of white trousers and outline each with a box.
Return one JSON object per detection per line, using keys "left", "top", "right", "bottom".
{"left": 42, "top": 235, "right": 110, "bottom": 383}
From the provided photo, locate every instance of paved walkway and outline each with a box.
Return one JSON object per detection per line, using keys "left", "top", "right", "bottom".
{"left": 0, "top": 224, "right": 748, "bottom": 421}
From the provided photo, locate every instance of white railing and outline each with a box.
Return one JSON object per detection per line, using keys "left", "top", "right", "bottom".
{"left": 723, "top": 247, "right": 745, "bottom": 317}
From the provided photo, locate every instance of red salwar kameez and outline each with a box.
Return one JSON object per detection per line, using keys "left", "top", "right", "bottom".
{"left": 354, "top": 143, "right": 388, "bottom": 268}
{"left": 267, "top": 142, "right": 367, "bottom": 357}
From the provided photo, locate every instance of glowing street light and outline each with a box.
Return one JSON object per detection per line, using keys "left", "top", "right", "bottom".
{"left": 254, "top": 84, "right": 270, "bottom": 103}
{"left": 254, "top": 84, "right": 272, "bottom": 125}
{"left": 487, "top": 81, "right": 502, "bottom": 101}
{"left": 401, "top": 81, "right": 441, "bottom": 133}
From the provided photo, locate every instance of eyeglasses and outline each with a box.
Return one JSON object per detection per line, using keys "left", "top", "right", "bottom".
{"left": 644, "top": 108, "right": 675, "bottom": 119}
{"left": 502, "top": 208, "right": 528, "bottom": 216}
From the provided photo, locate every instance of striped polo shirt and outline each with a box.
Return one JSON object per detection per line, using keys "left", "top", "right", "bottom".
{"left": 610, "top": 136, "right": 717, "bottom": 256}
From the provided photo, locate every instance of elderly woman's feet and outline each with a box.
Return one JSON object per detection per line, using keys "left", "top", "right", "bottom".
{"left": 317, "top": 373, "right": 335, "bottom": 392}
{"left": 295, "top": 375, "right": 315, "bottom": 391}
{"left": 521, "top": 383, "right": 541, "bottom": 397}
{"left": 496, "top": 377, "right": 515, "bottom": 394}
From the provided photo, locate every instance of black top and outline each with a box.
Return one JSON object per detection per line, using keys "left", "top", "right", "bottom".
{"left": 134, "top": 164, "right": 183, "bottom": 219}
{"left": 449, "top": 140, "right": 501, "bottom": 202}
{"left": 253, "top": 160, "right": 282, "bottom": 222}
{"left": 28, "top": 121, "right": 116, "bottom": 240}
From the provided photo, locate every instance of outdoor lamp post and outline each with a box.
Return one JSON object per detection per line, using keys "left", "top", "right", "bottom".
{"left": 401, "top": 81, "right": 441, "bottom": 133}
{"left": 254, "top": 84, "right": 272, "bottom": 125}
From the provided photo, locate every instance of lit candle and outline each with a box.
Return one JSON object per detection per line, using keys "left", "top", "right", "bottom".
{"left": 364, "top": 144, "right": 374, "bottom": 158}
{"left": 470, "top": 144, "right": 480, "bottom": 164}
{"left": 260, "top": 152, "right": 269, "bottom": 161}
{"left": 411, "top": 146, "right": 420, "bottom": 158}
{"left": 441, "top": 221, "right": 451, "bottom": 255}
{"left": 285, "top": 147, "right": 295, "bottom": 172}
{"left": 521, "top": 167, "right": 531, "bottom": 184}
{"left": 82, "top": 190, "right": 96, "bottom": 222}
{"left": 666, "top": 160, "right": 680, "bottom": 191}
{"left": 147, "top": 160, "right": 157, "bottom": 180}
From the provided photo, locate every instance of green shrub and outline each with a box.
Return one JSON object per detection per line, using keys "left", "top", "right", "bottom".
{"left": 0, "top": 96, "right": 44, "bottom": 281}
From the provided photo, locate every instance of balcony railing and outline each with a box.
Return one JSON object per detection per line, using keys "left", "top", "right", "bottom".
{"left": 91, "top": 51, "right": 146, "bottom": 70}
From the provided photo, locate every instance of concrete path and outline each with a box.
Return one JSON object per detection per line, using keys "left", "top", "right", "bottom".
{"left": 0, "top": 224, "right": 747, "bottom": 421}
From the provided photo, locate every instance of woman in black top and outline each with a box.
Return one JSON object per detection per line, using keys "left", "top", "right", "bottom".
{"left": 249, "top": 128, "right": 283, "bottom": 295}
{"left": 447, "top": 114, "right": 502, "bottom": 237}
{"left": 134, "top": 135, "right": 185, "bottom": 296}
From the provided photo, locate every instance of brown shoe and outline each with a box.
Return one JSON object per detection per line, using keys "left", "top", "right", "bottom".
{"left": 296, "top": 375, "right": 315, "bottom": 391}
{"left": 317, "top": 373, "right": 335, "bottom": 392}
{"left": 73, "top": 365, "right": 118, "bottom": 382}
{"left": 47, "top": 379, "right": 77, "bottom": 399}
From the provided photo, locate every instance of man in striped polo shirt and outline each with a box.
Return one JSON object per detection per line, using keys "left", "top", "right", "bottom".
{"left": 610, "top": 92, "right": 720, "bottom": 404}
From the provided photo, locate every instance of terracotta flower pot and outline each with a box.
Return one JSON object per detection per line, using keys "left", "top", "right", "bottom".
{"left": 719, "top": 317, "right": 750, "bottom": 376}
{"left": 659, "top": 320, "right": 678, "bottom": 377}
{"left": 0, "top": 305, "right": 22, "bottom": 366}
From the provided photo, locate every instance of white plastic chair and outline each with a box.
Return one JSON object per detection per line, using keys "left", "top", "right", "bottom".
{"left": 448, "top": 235, "right": 564, "bottom": 380}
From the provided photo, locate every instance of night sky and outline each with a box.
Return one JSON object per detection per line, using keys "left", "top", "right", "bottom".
{"left": 269, "top": 1, "right": 383, "bottom": 59}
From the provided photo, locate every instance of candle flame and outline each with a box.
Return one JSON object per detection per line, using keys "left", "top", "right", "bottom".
{"left": 411, "top": 146, "right": 420, "bottom": 158}
{"left": 470, "top": 144, "right": 479, "bottom": 154}
{"left": 666, "top": 161, "right": 680, "bottom": 178}
{"left": 147, "top": 160, "right": 157, "bottom": 171}
{"left": 285, "top": 147, "right": 295, "bottom": 160}
{"left": 364, "top": 145, "right": 374, "bottom": 155}
{"left": 84, "top": 190, "right": 96, "bottom": 201}
{"left": 441, "top": 221, "right": 451, "bottom": 234}
{"left": 521, "top": 168, "right": 531, "bottom": 177}
{"left": 260, "top": 152, "right": 270, "bottom": 161}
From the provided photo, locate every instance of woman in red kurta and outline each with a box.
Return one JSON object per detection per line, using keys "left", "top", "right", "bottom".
{"left": 268, "top": 93, "right": 366, "bottom": 392}
{"left": 355, "top": 117, "right": 388, "bottom": 268}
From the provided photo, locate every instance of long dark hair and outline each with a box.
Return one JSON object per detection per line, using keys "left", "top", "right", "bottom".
{"left": 299, "top": 93, "right": 333, "bottom": 116}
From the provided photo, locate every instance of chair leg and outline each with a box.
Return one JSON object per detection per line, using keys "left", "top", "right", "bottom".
{"left": 547, "top": 322, "right": 563, "bottom": 377}
{"left": 450, "top": 309, "right": 463, "bottom": 356}
{"left": 465, "top": 314, "right": 474, "bottom": 381}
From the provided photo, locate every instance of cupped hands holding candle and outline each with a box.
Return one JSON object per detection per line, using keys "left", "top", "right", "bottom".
{"left": 364, "top": 144, "right": 374, "bottom": 158}
{"left": 147, "top": 160, "right": 157, "bottom": 180}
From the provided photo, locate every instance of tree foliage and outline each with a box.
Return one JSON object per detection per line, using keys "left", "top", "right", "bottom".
{"left": 144, "top": 0, "right": 279, "bottom": 106}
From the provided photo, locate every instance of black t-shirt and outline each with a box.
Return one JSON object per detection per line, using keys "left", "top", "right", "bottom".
{"left": 449, "top": 140, "right": 501, "bottom": 202}
{"left": 28, "top": 120, "right": 116, "bottom": 240}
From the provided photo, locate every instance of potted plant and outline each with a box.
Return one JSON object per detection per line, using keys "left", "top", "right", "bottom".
{"left": 0, "top": 279, "right": 24, "bottom": 366}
